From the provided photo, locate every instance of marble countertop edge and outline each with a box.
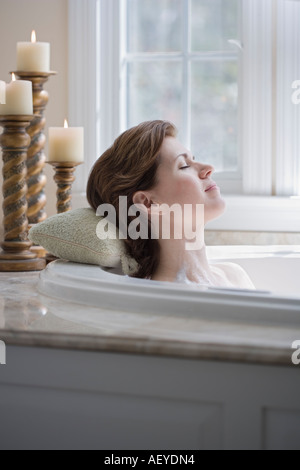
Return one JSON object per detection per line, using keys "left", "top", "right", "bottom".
{"left": 0, "top": 329, "right": 294, "bottom": 367}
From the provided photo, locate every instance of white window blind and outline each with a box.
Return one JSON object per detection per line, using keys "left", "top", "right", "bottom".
{"left": 276, "top": 0, "right": 300, "bottom": 196}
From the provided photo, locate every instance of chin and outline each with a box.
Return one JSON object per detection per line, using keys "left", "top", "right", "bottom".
{"left": 218, "top": 194, "right": 226, "bottom": 213}
{"left": 204, "top": 196, "right": 226, "bottom": 224}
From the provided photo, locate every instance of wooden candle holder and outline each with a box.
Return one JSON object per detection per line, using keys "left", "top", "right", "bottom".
{"left": 0, "top": 115, "right": 46, "bottom": 272}
{"left": 48, "top": 162, "right": 82, "bottom": 214}
{"left": 13, "top": 71, "right": 56, "bottom": 224}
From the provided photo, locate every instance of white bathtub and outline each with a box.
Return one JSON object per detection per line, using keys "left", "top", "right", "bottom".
{"left": 38, "top": 245, "right": 300, "bottom": 326}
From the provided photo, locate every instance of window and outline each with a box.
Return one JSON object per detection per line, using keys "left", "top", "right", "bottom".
{"left": 68, "top": 0, "right": 300, "bottom": 231}
{"left": 121, "top": 0, "right": 241, "bottom": 179}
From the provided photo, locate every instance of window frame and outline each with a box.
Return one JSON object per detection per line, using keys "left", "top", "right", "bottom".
{"left": 68, "top": 0, "right": 300, "bottom": 232}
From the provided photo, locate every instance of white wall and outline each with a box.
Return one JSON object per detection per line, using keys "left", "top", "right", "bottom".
{"left": 0, "top": 0, "right": 68, "bottom": 240}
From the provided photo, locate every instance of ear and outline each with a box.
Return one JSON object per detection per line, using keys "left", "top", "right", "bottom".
{"left": 132, "top": 191, "right": 153, "bottom": 209}
{"left": 132, "top": 191, "right": 157, "bottom": 218}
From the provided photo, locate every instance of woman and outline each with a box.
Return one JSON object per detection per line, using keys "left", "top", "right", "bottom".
{"left": 87, "top": 120, "right": 255, "bottom": 289}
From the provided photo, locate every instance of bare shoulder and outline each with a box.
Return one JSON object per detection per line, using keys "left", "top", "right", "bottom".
{"left": 212, "top": 262, "right": 256, "bottom": 290}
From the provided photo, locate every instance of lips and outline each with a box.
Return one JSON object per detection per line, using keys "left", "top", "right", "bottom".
{"left": 205, "top": 183, "right": 218, "bottom": 192}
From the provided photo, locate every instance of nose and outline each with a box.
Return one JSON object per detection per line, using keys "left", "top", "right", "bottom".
{"left": 197, "top": 163, "right": 215, "bottom": 179}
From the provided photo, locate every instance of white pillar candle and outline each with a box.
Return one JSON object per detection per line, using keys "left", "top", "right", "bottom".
{"left": 17, "top": 31, "right": 50, "bottom": 73}
{"left": 0, "top": 74, "right": 33, "bottom": 116}
{"left": 48, "top": 120, "right": 84, "bottom": 163}
{"left": 0, "top": 81, "right": 6, "bottom": 104}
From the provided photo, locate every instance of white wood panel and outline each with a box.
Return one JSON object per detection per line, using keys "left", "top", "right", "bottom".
{"left": 0, "top": 346, "right": 300, "bottom": 449}
{"left": 264, "top": 409, "right": 300, "bottom": 450}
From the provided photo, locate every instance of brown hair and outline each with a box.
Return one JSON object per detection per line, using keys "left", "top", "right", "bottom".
{"left": 87, "top": 120, "right": 177, "bottom": 278}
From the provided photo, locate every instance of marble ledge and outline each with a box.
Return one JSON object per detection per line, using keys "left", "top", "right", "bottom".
{"left": 0, "top": 330, "right": 294, "bottom": 367}
{"left": 0, "top": 271, "right": 297, "bottom": 367}
{"left": 205, "top": 230, "right": 300, "bottom": 246}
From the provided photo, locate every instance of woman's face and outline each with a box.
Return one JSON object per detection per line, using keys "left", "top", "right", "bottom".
{"left": 150, "top": 136, "right": 226, "bottom": 224}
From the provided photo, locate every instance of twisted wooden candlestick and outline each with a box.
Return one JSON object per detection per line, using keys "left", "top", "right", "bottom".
{"left": 0, "top": 115, "right": 46, "bottom": 272}
{"left": 13, "top": 71, "right": 56, "bottom": 225}
{"left": 48, "top": 162, "right": 82, "bottom": 214}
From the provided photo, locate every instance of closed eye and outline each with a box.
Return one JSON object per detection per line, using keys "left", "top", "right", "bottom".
{"left": 180, "top": 166, "right": 190, "bottom": 170}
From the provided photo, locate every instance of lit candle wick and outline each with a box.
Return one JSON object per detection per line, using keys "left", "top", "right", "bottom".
{"left": 12, "top": 73, "right": 16, "bottom": 82}
{"left": 64, "top": 119, "right": 69, "bottom": 129}
{"left": 31, "top": 30, "right": 37, "bottom": 44}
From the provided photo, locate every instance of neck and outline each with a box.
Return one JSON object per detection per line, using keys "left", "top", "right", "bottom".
{"left": 152, "top": 236, "right": 214, "bottom": 285}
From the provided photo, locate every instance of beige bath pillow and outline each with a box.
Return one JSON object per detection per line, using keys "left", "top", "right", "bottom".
{"left": 28, "top": 208, "right": 139, "bottom": 276}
